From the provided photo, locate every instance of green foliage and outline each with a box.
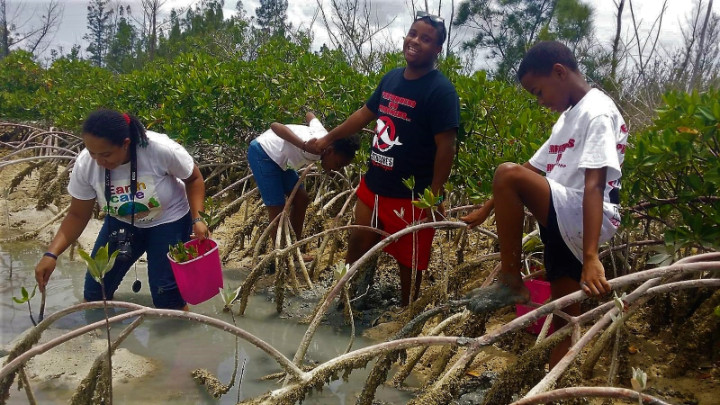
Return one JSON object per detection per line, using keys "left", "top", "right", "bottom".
{"left": 168, "top": 241, "right": 199, "bottom": 263}
{"left": 452, "top": 70, "right": 555, "bottom": 202}
{"left": 85, "top": 0, "right": 114, "bottom": 67}
{"left": 624, "top": 89, "right": 720, "bottom": 250}
{"left": 12, "top": 285, "right": 37, "bottom": 305}
{"left": 255, "top": 0, "right": 289, "bottom": 36}
{"left": 0, "top": 51, "right": 45, "bottom": 119}
{"left": 454, "top": 0, "right": 593, "bottom": 80}
{"left": 78, "top": 244, "right": 119, "bottom": 283}
{"left": 199, "top": 197, "right": 223, "bottom": 228}
{"left": 412, "top": 188, "right": 443, "bottom": 210}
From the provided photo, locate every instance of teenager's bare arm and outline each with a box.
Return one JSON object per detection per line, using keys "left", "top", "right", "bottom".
{"left": 580, "top": 167, "right": 612, "bottom": 296}
{"left": 305, "top": 112, "right": 316, "bottom": 124}
{"left": 270, "top": 122, "right": 307, "bottom": 151}
{"left": 182, "top": 164, "right": 208, "bottom": 240}
{"left": 306, "top": 106, "right": 375, "bottom": 154}
{"left": 430, "top": 129, "right": 457, "bottom": 196}
{"left": 461, "top": 162, "right": 542, "bottom": 228}
{"left": 35, "top": 197, "right": 96, "bottom": 291}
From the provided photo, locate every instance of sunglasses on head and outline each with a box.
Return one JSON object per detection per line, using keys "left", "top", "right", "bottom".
{"left": 415, "top": 10, "right": 445, "bottom": 25}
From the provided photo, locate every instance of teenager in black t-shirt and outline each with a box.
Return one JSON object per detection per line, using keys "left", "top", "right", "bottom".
{"left": 309, "top": 12, "right": 460, "bottom": 307}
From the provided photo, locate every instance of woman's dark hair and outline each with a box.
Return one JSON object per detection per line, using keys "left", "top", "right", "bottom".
{"left": 332, "top": 134, "right": 361, "bottom": 159}
{"left": 517, "top": 40, "right": 579, "bottom": 82}
{"left": 82, "top": 109, "right": 148, "bottom": 148}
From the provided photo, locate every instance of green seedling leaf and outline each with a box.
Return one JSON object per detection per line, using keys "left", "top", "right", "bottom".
{"left": 78, "top": 244, "right": 118, "bottom": 282}
{"left": 12, "top": 285, "right": 36, "bottom": 305}
{"left": 402, "top": 176, "right": 416, "bottom": 191}
{"left": 715, "top": 305, "right": 720, "bottom": 317}
{"left": 333, "top": 262, "right": 349, "bottom": 281}
{"left": 78, "top": 248, "right": 101, "bottom": 281}
{"left": 631, "top": 367, "right": 647, "bottom": 392}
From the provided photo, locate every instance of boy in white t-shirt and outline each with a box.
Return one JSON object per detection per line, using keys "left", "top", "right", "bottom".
{"left": 247, "top": 112, "right": 360, "bottom": 253}
{"left": 461, "top": 41, "right": 628, "bottom": 366}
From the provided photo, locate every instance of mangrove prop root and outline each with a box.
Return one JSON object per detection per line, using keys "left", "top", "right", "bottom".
{"left": 667, "top": 288, "right": 720, "bottom": 377}
{"left": 70, "top": 317, "right": 144, "bottom": 405}
{"left": 192, "top": 369, "right": 232, "bottom": 398}
{"left": 356, "top": 304, "right": 454, "bottom": 405}
{"left": 511, "top": 386, "right": 674, "bottom": 405}
{"left": 8, "top": 162, "right": 40, "bottom": 193}
{"left": 580, "top": 302, "right": 640, "bottom": 379}
{"left": 482, "top": 330, "right": 569, "bottom": 405}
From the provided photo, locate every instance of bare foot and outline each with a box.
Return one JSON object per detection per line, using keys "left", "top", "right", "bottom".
{"left": 465, "top": 282, "right": 529, "bottom": 314}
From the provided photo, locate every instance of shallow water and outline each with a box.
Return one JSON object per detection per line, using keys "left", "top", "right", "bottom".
{"left": 0, "top": 242, "right": 415, "bottom": 404}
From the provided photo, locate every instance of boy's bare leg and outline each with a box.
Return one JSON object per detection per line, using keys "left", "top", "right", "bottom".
{"left": 549, "top": 277, "right": 581, "bottom": 367}
{"left": 399, "top": 264, "right": 423, "bottom": 307}
{"left": 492, "top": 162, "right": 551, "bottom": 295}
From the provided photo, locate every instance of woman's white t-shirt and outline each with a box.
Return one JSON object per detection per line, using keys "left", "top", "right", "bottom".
{"left": 529, "top": 88, "right": 629, "bottom": 262}
{"left": 68, "top": 131, "right": 194, "bottom": 228}
{"left": 255, "top": 118, "right": 325, "bottom": 170}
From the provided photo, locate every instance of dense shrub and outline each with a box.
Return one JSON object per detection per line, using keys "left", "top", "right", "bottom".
{"left": 624, "top": 89, "right": 720, "bottom": 250}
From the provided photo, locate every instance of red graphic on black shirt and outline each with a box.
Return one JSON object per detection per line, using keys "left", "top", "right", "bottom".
{"left": 372, "top": 117, "right": 402, "bottom": 152}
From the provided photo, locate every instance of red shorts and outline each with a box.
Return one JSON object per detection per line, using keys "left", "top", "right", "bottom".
{"left": 356, "top": 177, "right": 435, "bottom": 270}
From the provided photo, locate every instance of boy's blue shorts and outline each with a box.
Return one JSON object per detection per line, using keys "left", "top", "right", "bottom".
{"left": 247, "top": 139, "right": 303, "bottom": 207}
{"left": 540, "top": 190, "right": 583, "bottom": 283}
{"left": 84, "top": 213, "right": 191, "bottom": 309}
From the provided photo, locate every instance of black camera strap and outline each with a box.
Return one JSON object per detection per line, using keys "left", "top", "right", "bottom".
{"left": 104, "top": 143, "right": 137, "bottom": 228}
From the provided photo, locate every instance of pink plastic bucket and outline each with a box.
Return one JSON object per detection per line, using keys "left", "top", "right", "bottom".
{"left": 515, "top": 279, "right": 554, "bottom": 335}
{"left": 168, "top": 238, "right": 223, "bottom": 305}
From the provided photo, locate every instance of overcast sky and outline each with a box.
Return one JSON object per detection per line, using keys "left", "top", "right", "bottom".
{"left": 10, "top": 0, "right": 720, "bottom": 70}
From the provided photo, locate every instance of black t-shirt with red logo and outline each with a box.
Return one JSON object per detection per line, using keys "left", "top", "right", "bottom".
{"left": 364, "top": 68, "right": 460, "bottom": 198}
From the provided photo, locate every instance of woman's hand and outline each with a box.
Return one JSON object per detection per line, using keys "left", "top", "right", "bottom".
{"left": 192, "top": 220, "right": 209, "bottom": 241}
{"left": 35, "top": 256, "right": 57, "bottom": 293}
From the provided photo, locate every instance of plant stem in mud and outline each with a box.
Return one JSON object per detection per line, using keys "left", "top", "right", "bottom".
{"left": 99, "top": 281, "right": 113, "bottom": 405}
{"left": 37, "top": 291, "right": 46, "bottom": 323}
{"left": 17, "top": 367, "right": 36, "bottom": 405}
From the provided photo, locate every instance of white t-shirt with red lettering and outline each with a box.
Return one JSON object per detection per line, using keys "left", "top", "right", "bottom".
{"left": 68, "top": 131, "right": 194, "bottom": 228}
{"left": 529, "top": 88, "right": 628, "bottom": 262}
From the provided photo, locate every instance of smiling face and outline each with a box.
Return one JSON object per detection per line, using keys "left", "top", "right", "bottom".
{"left": 520, "top": 64, "right": 573, "bottom": 113}
{"left": 83, "top": 132, "right": 131, "bottom": 170}
{"left": 403, "top": 20, "right": 442, "bottom": 69}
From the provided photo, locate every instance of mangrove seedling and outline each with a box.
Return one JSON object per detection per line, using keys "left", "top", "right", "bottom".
{"left": 77, "top": 243, "right": 118, "bottom": 405}
{"left": 199, "top": 197, "right": 222, "bottom": 229}
{"left": 631, "top": 367, "right": 648, "bottom": 405}
{"left": 168, "top": 241, "right": 199, "bottom": 263}
{"left": 12, "top": 285, "right": 37, "bottom": 326}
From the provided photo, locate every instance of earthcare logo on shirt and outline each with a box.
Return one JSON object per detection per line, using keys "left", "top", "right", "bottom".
{"left": 103, "top": 176, "right": 162, "bottom": 223}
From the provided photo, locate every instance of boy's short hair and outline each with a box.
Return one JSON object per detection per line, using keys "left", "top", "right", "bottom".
{"left": 332, "top": 134, "right": 361, "bottom": 159}
{"left": 517, "top": 41, "right": 579, "bottom": 81}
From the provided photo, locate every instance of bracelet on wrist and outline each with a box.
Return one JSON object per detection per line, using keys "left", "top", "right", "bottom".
{"left": 192, "top": 217, "right": 205, "bottom": 225}
{"left": 44, "top": 252, "right": 58, "bottom": 260}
